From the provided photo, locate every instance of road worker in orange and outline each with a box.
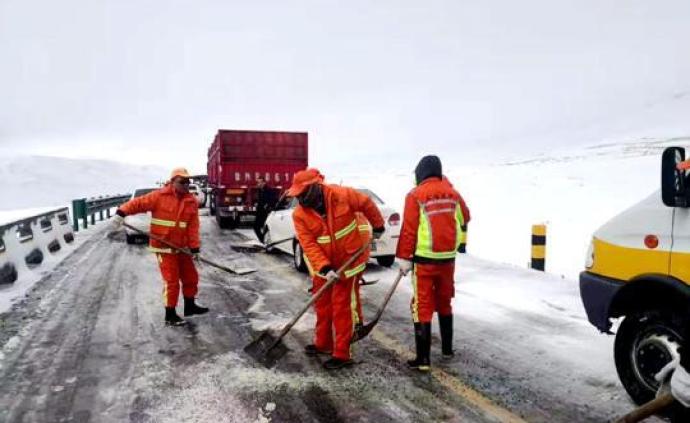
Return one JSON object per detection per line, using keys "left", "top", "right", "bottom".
{"left": 111, "top": 167, "right": 208, "bottom": 326}
{"left": 287, "top": 168, "right": 385, "bottom": 370}
{"left": 396, "top": 155, "right": 470, "bottom": 371}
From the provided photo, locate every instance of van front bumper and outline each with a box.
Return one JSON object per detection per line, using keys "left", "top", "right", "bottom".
{"left": 579, "top": 271, "right": 625, "bottom": 334}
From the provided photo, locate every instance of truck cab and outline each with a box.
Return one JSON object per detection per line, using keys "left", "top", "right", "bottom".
{"left": 580, "top": 146, "right": 690, "bottom": 405}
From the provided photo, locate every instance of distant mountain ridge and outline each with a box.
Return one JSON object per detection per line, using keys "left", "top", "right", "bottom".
{"left": 0, "top": 155, "right": 167, "bottom": 211}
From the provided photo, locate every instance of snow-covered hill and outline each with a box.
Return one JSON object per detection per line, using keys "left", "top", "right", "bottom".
{"left": 0, "top": 155, "right": 166, "bottom": 212}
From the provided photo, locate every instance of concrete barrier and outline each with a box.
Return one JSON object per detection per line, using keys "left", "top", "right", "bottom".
{"left": 0, "top": 207, "right": 74, "bottom": 285}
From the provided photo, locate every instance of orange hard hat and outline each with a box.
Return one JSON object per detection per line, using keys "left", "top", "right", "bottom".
{"left": 286, "top": 168, "right": 324, "bottom": 197}
{"left": 170, "top": 167, "right": 191, "bottom": 180}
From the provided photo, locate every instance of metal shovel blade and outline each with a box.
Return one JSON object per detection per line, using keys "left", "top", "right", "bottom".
{"left": 230, "top": 241, "right": 265, "bottom": 253}
{"left": 229, "top": 266, "right": 258, "bottom": 276}
{"left": 352, "top": 321, "right": 377, "bottom": 343}
{"left": 243, "top": 331, "right": 289, "bottom": 368}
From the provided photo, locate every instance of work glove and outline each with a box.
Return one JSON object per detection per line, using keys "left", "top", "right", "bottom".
{"left": 372, "top": 226, "right": 385, "bottom": 240}
{"left": 671, "top": 364, "right": 690, "bottom": 407}
{"left": 190, "top": 247, "right": 200, "bottom": 261}
{"left": 656, "top": 358, "right": 677, "bottom": 396}
{"left": 320, "top": 266, "right": 339, "bottom": 284}
{"left": 109, "top": 214, "right": 125, "bottom": 230}
{"left": 398, "top": 259, "right": 413, "bottom": 276}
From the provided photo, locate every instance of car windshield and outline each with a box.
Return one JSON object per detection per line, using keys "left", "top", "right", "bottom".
{"left": 133, "top": 188, "right": 156, "bottom": 198}
{"left": 274, "top": 196, "right": 298, "bottom": 210}
{"left": 356, "top": 189, "right": 384, "bottom": 205}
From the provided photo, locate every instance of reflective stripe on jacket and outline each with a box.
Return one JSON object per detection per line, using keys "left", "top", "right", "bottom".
{"left": 293, "top": 185, "right": 385, "bottom": 279}
{"left": 118, "top": 184, "right": 200, "bottom": 252}
{"left": 396, "top": 176, "right": 470, "bottom": 263}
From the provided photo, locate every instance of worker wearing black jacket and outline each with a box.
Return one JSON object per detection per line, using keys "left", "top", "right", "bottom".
{"left": 253, "top": 177, "right": 277, "bottom": 243}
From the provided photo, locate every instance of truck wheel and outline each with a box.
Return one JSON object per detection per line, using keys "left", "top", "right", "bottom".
{"left": 614, "top": 311, "right": 684, "bottom": 405}
{"left": 216, "top": 215, "right": 233, "bottom": 229}
{"left": 376, "top": 255, "right": 395, "bottom": 267}
{"left": 293, "top": 242, "right": 308, "bottom": 273}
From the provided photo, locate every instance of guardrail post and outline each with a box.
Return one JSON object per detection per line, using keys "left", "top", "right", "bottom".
{"left": 530, "top": 224, "right": 546, "bottom": 271}
{"left": 72, "top": 198, "right": 87, "bottom": 231}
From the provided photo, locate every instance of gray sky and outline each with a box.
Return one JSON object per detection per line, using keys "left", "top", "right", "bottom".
{"left": 1, "top": 0, "right": 689, "bottom": 173}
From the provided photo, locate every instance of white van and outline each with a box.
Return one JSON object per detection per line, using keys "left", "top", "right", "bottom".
{"left": 580, "top": 146, "right": 690, "bottom": 406}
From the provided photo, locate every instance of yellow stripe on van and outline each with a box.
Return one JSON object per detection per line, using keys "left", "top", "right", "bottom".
{"left": 590, "top": 237, "right": 669, "bottom": 281}
{"left": 669, "top": 250, "right": 690, "bottom": 285}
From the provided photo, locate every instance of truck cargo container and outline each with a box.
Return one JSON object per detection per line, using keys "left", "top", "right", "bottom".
{"left": 207, "top": 129, "right": 308, "bottom": 229}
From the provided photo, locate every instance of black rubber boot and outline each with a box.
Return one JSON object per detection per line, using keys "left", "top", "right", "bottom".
{"left": 407, "top": 322, "right": 431, "bottom": 371}
{"left": 184, "top": 297, "right": 209, "bottom": 317}
{"left": 165, "top": 307, "right": 186, "bottom": 326}
{"left": 323, "top": 357, "right": 354, "bottom": 370}
{"left": 304, "top": 344, "right": 331, "bottom": 356}
{"left": 439, "top": 314, "right": 454, "bottom": 358}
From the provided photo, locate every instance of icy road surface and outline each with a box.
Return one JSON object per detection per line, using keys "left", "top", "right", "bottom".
{"left": 0, "top": 213, "right": 648, "bottom": 422}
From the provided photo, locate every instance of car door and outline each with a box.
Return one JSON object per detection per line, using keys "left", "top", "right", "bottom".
{"left": 266, "top": 197, "right": 298, "bottom": 253}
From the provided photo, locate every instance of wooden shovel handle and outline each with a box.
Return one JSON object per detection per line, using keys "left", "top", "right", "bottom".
{"left": 122, "top": 222, "right": 247, "bottom": 275}
{"left": 268, "top": 243, "right": 370, "bottom": 348}
{"left": 614, "top": 393, "right": 675, "bottom": 423}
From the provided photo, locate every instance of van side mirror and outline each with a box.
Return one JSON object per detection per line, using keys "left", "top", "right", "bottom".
{"left": 661, "top": 146, "right": 687, "bottom": 207}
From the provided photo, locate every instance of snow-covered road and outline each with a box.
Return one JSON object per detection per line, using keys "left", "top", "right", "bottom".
{"left": 0, "top": 213, "right": 652, "bottom": 422}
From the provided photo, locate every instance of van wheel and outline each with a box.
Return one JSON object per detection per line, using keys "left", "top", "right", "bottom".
{"left": 614, "top": 311, "right": 684, "bottom": 405}
{"left": 293, "top": 242, "right": 308, "bottom": 273}
{"left": 376, "top": 255, "right": 395, "bottom": 267}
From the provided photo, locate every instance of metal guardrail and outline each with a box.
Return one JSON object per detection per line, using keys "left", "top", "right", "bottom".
{"left": 0, "top": 207, "right": 74, "bottom": 285}
{"left": 72, "top": 194, "right": 131, "bottom": 231}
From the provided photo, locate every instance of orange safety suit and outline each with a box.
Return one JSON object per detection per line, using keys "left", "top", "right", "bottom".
{"left": 293, "top": 184, "right": 384, "bottom": 360}
{"left": 118, "top": 184, "right": 200, "bottom": 307}
{"left": 396, "top": 176, "right": 470, "bottom": 323}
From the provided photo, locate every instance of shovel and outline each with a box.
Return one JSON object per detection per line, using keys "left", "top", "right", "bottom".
{"left": 352, "top": 269, "right": 405, "bottom": 343}
{"left": 613, "top": 392, "right": 674, "bottom": 423}
{"left": 122, "top": 223, "right": 257, "bottom": 276}
{"left": 244, "top": 243, "right": 369, "bottom": 367}
{"left": 230, "top": 236, "right": 294, "bottom": 253}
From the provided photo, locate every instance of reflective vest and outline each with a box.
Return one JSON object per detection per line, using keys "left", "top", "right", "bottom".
{"left": 396, "top": 176, "right": 470, "bottom": 263}
{"left": 119, "top": 185, "right": 200, "bottom": 253}
{"left": 293, "top": 185, "right": 385, "bottom": 279}
{"left": 416, "top": 197, "right": 465, "bottom": 259}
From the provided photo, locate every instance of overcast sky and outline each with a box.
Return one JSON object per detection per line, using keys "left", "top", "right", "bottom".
{"left": 1, "top": 0, "right": 689, "bottom": 173}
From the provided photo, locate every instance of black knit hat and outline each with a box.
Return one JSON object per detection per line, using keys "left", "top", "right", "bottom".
{"left": 414, "top": 155, "right": 442, "bottom": 185}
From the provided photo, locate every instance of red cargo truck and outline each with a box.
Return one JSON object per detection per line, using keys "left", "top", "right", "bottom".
{"left": 207, "top": 129, "right": 308, "bottom": 229}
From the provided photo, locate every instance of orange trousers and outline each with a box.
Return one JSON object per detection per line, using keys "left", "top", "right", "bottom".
{"left": 156, "top": 253, "right": 199, "bottom": 307}
{"left": 312, "top": 274, "right": 362, "bottom": 360}
{"left": 410, "top": 262, "right": 455, "bottom": 323}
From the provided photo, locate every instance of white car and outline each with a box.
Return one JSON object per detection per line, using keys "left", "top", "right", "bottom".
{"left": 124, "top": 187, "right": 157, "bottom": 244}
{"left": 188, "top": 183, "right": 206, "bottom": 207}
{"left": 263, "top": 188, "right": 401, "bottom": 272}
